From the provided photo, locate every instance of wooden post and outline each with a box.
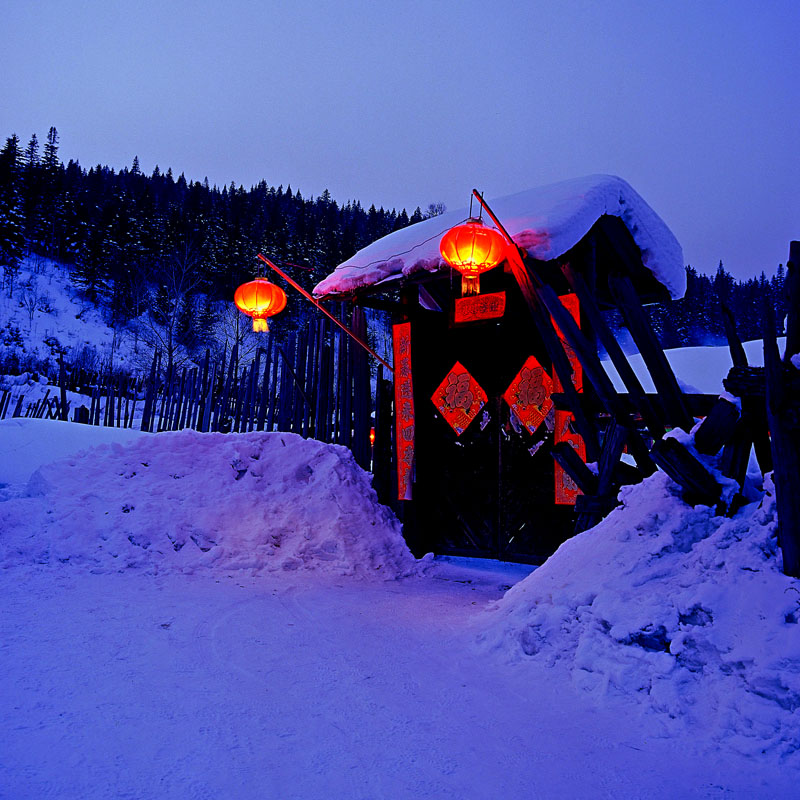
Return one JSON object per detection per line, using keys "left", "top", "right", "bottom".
{"left": 196, "top": 349, "right": 211, "bottom": 431}
{"left": 721, "top": 303, "right": 748, "bottom": 368}
{"left": 277, "top": 334, "right": 295, "bottom": 432}
{"left": 141, "top": 350, "right": 159, "bottom": 432}
{"left": 216, "top": 343, "right": 238, "bottom": 433}
{"left": 511, "top": 256, "right": 600, "bottom": 461}
{"left": 256, "top": 338, "right": 273, "bottom": 432}
{"left": 694, "top": 397, "right": 741, "bottom": 456}
{"left": 339, "top": 308, "right": 353, "bottom": 447}
{"left": 551, "top": 442, "right": 599, "bottom": 496}
{"left": 58, "top": 354, "right": 68, "bottom": 421}
{"left": 561, "top": 262, "right": 666, "bottom": 440}
{"left": 785, "top": 242, "right": 799, "bottom": 363}
{"left": 763, "top": 296, "right": 800, "bottom": 577}
{"left": 351, "top": 307, "right": 371, "bottom": 470}
{"left": 537, "top": 283, "right": 656, "bottom": 477}
{"left": 608, "top": 272, "right": 694, "bottom": 433}
{"left": 293, "top": 330, "right": 308, "bottom": 434}
{"left": 650, "top": 437, "right": 722, "bottom": 507}
{"left": 266, "top": 341, "right": 279, "bottom": 432}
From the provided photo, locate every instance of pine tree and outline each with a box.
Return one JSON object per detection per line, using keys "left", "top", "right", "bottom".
{"left": 0, "top": 135, "right": 26, "bottom": 297}
{"left": 42, "top": 127, "right": 59, "bottom": 173}
{"left": 24, "top": 134, "right": 39, "bottom": 168}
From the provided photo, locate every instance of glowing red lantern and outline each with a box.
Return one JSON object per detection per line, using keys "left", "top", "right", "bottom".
{"left": 439, "top": 219, "right": 507, "bottom": 296}
{"left": 234, "top": 278, "right": 287, "bottom": 332}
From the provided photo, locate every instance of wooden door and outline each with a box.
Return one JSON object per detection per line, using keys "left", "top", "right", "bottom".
{"left": 406, "top": 285, "right": 575, "bottom": 563}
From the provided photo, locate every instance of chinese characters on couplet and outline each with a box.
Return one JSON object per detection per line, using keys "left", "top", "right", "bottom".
{"left": 453, "top": 290, "right": 506, "bottom": 324}
{"left": 393, "top": 323, "right": 415, "bottom": 500}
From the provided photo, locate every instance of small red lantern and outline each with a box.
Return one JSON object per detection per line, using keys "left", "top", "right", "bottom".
{"left": 440, "top": 219, "right": 507, "bottom": 296}
{"left": 234, "top": 278, "right": 287, "bottom": 332}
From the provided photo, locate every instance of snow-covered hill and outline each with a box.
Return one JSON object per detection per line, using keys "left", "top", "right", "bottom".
{"left": 0, "top": 255, "right": 143, "bottom": 373}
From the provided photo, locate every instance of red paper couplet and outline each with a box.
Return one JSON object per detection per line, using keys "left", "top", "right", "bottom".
{"left": 393, "top": 322, "right": 415, "bottom": 501}
{"left": 503, "top": 356, "right": 553, "bottom": 435}
{"left": 552, "top": 293, "right": 586, "bottom": 505}
{"left": 431, "top": 361, "right": 487, "bottom": 437}
{"left": 454, "top": 291, "right": 506, "bottom": 324}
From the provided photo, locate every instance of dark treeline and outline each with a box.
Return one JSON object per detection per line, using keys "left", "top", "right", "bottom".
{"left": 0, "top": 127, "right": 787, "bottom": 366}
{"left": 632, "top": 263, "right": 788, "bottom": 350}
{"left": 0, "top": 127, "right": 428, "bottom": 330}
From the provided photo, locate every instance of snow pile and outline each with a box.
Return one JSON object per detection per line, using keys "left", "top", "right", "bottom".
{"left": 0, "top": 430, "right": 417, "bottom": 579}
{"left": 0, "top": 418, "right": 142, "bottom": 488}
{"left": 314, "top": 175, "right": 685, "bottom": 299}
{"left": 479, "top": 472, "right": 800, "bottom": 759}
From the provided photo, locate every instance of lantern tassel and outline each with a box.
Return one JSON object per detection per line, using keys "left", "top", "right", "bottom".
{"left": 253, "top": 318, "right": 269, "bottom": 333}
{"left": 462, "top": 275, "right": 480, "bottom": 296}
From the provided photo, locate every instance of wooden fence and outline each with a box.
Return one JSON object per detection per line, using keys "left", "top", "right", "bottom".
{"left": 0, "top": 305, "right": 397, "bottom": 503}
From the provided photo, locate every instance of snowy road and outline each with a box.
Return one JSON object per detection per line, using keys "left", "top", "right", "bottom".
{"left": 2, "top": 563, "right": 790, "bottom": 799}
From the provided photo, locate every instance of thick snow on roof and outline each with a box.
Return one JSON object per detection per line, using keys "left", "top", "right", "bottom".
{"left": 314, "top": 175, "right": 685, "bottom": 299}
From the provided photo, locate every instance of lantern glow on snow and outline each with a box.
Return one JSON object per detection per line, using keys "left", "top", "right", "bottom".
{"left": 439, "top": 219, "right": 507, "bottom": 296}
{"left": 233, "top": 278, "right": 287, "bottom": 332}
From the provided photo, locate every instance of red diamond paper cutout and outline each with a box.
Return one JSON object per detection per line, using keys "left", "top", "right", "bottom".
{"left": 431, "top": 361, "right": 487, "bottom": 437}
{"left": 503, "top": 356, "right": 553, "bottom": 435}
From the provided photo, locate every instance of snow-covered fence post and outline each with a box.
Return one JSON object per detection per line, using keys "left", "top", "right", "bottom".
{"left": 140, "top": 349, "right": 159, "bottom": 432}
{"left": 57, "top": 353, "right": 68, "bottom": 421}
{"left": 351, "top": 306, "right": 371, "bottom": 470}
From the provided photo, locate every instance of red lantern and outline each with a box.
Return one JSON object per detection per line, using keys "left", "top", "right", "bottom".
{"left": 234, "top": 278, "right": 287, "bottom": 332}
{"left": 440, "top": 219, "right": 507, "bottom": 296}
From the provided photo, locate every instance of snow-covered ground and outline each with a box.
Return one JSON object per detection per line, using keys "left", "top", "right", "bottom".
{"left": 2, "top": 419, "right": 799, "bottom": 798}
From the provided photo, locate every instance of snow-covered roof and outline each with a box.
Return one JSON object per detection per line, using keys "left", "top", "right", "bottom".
{"left": 313, "top": 175, "right": 685, "bottom": 300}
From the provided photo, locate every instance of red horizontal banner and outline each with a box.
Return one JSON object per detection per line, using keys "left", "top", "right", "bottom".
{"left": 454, "top": 291, "right": 506, "bottom": 323}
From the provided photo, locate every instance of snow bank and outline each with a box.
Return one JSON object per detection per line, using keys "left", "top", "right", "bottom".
{"left": 314, "top": 175, "right": 685, "bottom": 299}
{"left": 0, "top": 418, "right": 142, "bottom": 487}
{"left": 479, "top": 472, "right": 800, "bottom": 760}
{"left": 0, "top": 430, "right": 417, "bottom": 579}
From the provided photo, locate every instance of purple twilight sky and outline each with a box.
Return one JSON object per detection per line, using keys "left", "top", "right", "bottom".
{"left": 1, "top": 0, "right": 798, "bottom": 280}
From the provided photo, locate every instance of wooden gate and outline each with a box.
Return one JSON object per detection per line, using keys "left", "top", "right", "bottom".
{"left": 405, "top": 290, "right": 575, "bottom": 563}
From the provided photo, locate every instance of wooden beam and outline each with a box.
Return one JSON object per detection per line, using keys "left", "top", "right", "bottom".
{"left": 650, "top": 437, "right": 722, "bottom": 508}
{"left": 551, "top": 442, "right": 599, "bottom": 496}
{"left": 785, "top": 242, "right": 800, "bottom": 363}
{"left": 763, "top": 297, "right": 800, "bottom": 577}
{"left": 608, "top": 272, "right": 694, "bottom": 432}
{"left": 561, "top": 262, "right": 666, "bottom": 440}
{"left": 502, "top": 250, "right": 600, "bottom": 460}
{"left": 721, "top": 303, "right": 748, "bottom": 368}
{"left": 694, "top": 397, "right": 741, "bottom": 456}
{"left": 536, "top": 282, "right": 657, "bottom": 477}
{"left": 574, "top": 419, "right": 630, "bottom": 533}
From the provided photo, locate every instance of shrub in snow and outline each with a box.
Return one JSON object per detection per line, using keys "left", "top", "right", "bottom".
{"left": 0, "top": 431, "right": 418, "bottom": 579}
{"left": 479, "top": 472, "right": 800, "bottom": 760}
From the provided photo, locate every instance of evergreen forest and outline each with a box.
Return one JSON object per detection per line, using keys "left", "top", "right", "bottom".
{"left": 0, "top": 127, "right": 789, "bottom": 377}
